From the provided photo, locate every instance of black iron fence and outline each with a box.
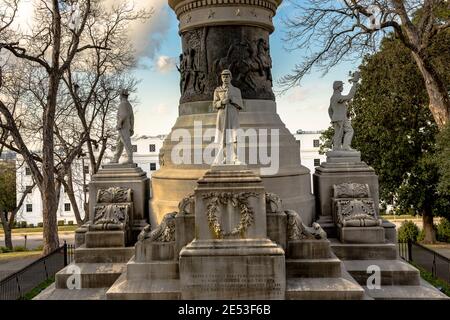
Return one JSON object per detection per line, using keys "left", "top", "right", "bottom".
{"left": 399, "top": 240, "right": 450, "bottom": 284}
{"left": 0, "top": 241, "right": 74, "bottom": 300}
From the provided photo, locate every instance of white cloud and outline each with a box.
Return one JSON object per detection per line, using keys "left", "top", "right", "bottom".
{"left": 103, "top": 0, "right": 170, "bottom": 60}
{"left": 155, "top": 103, "right": 170, "bottom": 115}
{"left": 155, "top": 55, "right": 177, "bottom": 74}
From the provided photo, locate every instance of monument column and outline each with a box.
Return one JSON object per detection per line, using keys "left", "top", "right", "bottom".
{"left": 152, "top": 0, "right": 316, "bottom": 227}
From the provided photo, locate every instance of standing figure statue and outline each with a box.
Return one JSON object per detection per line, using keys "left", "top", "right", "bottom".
{"left": 111, "top": 89, "right": 134, "bottom": 164}
{"left": 328, "top": 72, "right": 360, "bottom": 151}
{"left": 213, "top": 69, "right": 244, "bottom": 165}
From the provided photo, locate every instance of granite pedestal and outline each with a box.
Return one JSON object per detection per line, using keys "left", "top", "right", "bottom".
{"left": 313, "top": 151, "right": 379, "bottom": 233}
{"left": 179, "top": 165, "right": 286, "bottom": 300}
{"left": 89, "top": 163, "right": 150, "bottom": 243}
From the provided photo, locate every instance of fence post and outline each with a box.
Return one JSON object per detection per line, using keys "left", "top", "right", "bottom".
{"left": 432, "top": 253, "right": 437, "bottom": 278}
{"left": 63, "top": 240, "right": 68, "bottom": 267}
{"left": 407, "top": 239, "right": 413, "bottom": 262}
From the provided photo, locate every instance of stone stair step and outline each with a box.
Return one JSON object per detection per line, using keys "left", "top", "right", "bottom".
{"left": 362, "top": 284, "right": 449, "bottom": 300}
{"left": 55, "top": 263, "right": 126, "bottom": 289}
{"left": 126, "top": 259, "right": 179, "bottom": 280}
{"left": 286, "top": 278, "right": 365, "bottom": 300}
{"left": 330, "top": 240, "right": 398, "bottom": 260}
{"left": 106, "top": 273, "right": 181, "bottom": 300}
{"left": 344, "top": 260, "right": 420, "bottom": 286}
{"left": 74, "top": 246, "right": 134, "bottom": 263}
{"left": 34, "top": 283, "right": 108, "bottom": 300}
{"left": 286, "top": 258, "right": 341, "bottom": 278}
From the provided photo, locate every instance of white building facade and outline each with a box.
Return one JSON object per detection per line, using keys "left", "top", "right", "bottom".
{"left": 15, "top": 135, "right": 166, "bottom": 226}
{"left": 16, "top": 131, "right": 325, "bottom": 225}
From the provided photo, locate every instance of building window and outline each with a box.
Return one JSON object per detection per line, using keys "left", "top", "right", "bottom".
{"left": 26, "top": 204, "right": 33, "bottom": 212}
{"left": 25, "top": 186, "right": 33, "bottom": 194}
{"left": 149, "top": 144, "right": 156, "bottom": 152}
{"left": 150, "top": 163, "right": 157, "bottom": 171}
{"left": 25, "top": 167, "right": 31, "bottom": 175}
{"left": 64, "top": 203, "right": 71, "bottom": 212}
{"left": 313, "top": 139, "right": 320, "bottom": 148}
{"left": 132, "top": 145, "right": 138, "bottom": 152}
{"left": 83, "top": 165, "right": 89, "bottom": 174}
{"left": 314, "top": 159, "right": 321, "bottom": 167}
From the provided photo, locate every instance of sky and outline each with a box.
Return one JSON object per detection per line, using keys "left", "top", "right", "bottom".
{"left": 13, "top": 0, "right": 360, "bottom": 136}
{"left": 133, "top": 0, "right": 359, "bottom": 136}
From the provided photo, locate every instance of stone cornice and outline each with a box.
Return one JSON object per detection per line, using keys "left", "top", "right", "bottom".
{"left": 171, "top": 0, "right": 281, "bottom": 17}
{"left": 169, "top": 0, "right": 283, "bottom": 13}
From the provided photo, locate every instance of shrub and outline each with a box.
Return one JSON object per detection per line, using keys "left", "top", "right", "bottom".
{"left": 437, "top": 218, "right": 450, "bottom": 243}
{"left": 28, "top": 223, "right": 34, "bottom": 228}
{"left": 57, "top": 220, "right": 65, "bottom": 226}
{"left": 398, "top": 220, "right": 420, "bottom": 242}
{"left": 68, "top": 221, "right": 74, "bottom": 226}
{"left": 37, "top": 222, "right": 43, "bottom": 227}
{"left": 20, "top": 221, "right": 27, "bottom": 228}
{"left": 0, "top": 246, "right": 12, "bottom": 253}
{"left": 13, "top": 246, "right": 28, "bottom": 252}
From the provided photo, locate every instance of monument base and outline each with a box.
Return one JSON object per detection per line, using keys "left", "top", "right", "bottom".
{"left": 338, "top": 226, "right": 385, "bottom": 244}
{"left": 89, "top": 163, "right": 150, "bottom": 243}
{"left": 313, "top": 153, "right": 379, "bottom": 227}
{"left": 85, "top": 231, "right": 125, "bottom": 248}
{"left": 179, "top": 239, "right": 286, "bottom": 300}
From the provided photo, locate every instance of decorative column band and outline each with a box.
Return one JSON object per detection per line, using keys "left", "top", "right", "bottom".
{"left": 173, "top": 0, "right": 280, "bottom": 16}
{"left": 168, "top": 0, "right": 283, "bottom": 33}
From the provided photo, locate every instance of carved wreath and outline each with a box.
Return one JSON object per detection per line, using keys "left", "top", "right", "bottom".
{"left": 202, "top": 192, "right": 258, "bottom": 239}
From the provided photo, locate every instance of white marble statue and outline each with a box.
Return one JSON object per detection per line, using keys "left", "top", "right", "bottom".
{"left": 111, "top": 89, "right": 134, "bottom": 164}
{"left": 328, "top": 71, "right": 360, "bottom": 151}
{"left": 213, "top": 69, "right": 244, "bottom": 165}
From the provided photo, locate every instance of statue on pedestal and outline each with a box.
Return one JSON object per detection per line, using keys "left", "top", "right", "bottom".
{"left": 328, "top": 71, "right": 360, "bottom": 151}
{"left": 111, "top": 89, "right": 134, "bottom": 164}
{"left": 213, "top": 69, "right": 244, "bottom": 165}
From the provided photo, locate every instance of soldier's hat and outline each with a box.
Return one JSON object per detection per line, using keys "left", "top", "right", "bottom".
{"left": 120, "top": 89, "right": 130, "bottom": 97}
{"left": 221, "top": 69, "right": 232, "bottom": 76}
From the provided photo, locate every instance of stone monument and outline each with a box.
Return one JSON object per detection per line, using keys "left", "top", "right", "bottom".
{"left": 151, "top": 0, "right": 315, "bottom": 227}
{"left": 87, "top": 90, "right": 150, "bottom": 243}
{"left": 314, "top": 73, "right": 380, "bottom": 238}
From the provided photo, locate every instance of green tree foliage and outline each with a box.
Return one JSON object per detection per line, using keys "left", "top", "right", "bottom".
{"left": 398, "top": 220, "right": 420, "bottom": 243}
{"left": 349, "top": 34, "right": 450, "bottom": 243}
{"left": 437, "top": 218, "right": 450, "bottom": 243}
{"left": 0, "top": 162, "right": 16, "bottom": 212}
{"left": 436, "top": 124, "right": 450, "bottom": 195}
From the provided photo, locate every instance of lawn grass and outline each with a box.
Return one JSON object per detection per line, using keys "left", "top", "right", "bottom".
{"left": 410, "top": 262, "right": 450, "bottom": 297}
{"left": 0, "top": 250, "right": 42, "bottom": 261}
{"left": 381, "top": 215, "right": 418, "bottom": 220}
{"left": 20, "top": 277, "right": 54, "bottom": 300}
{"left": 0, "top": 225, "right": 77, "bottom": 235}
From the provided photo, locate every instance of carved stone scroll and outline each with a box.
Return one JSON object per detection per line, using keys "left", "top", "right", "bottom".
{"left": 97, "top": 187, "right": 132, "bottom": 204}
{"left": 138, "top": 212, "right": 177, "bottom": 242}
{"left": 285, "top": 210, "right": 327, "bottom": 241}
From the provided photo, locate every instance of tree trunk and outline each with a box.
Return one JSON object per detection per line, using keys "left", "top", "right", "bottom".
{"left": 411, "top": 52, "right": 450, "bottom": 129}
{"left": 41, "top": 73, "right": 60, "bottom": 254}
{"left": 421, "top": 209, "right": 436, "bottom": 244}
{"left": 63, "top": 168, "right": 86, "bottom": 226}
{"left": 0, "top": 211, "right": 13, "bottom": 250}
